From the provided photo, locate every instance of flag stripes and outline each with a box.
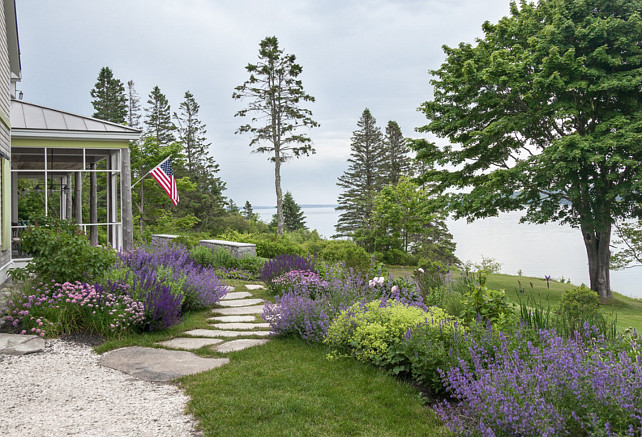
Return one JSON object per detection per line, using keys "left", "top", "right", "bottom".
{"left": 150, "top": 157, "right": 179, "bottom": 206}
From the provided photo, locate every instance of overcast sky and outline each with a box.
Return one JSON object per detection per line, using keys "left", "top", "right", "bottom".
{"left": 16, "top": 0, "right": 511, "bottom": 207}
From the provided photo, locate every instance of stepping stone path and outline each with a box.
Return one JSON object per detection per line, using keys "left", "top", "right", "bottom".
{"left": 98, "top": 284, "right": 273, "bottom": 381}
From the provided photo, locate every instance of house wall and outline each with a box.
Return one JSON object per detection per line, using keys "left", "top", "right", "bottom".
{"left": 0, "top": 2, "right": 12, "bottom": 281}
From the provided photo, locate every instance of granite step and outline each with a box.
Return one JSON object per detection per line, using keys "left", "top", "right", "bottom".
{"left": 217, "top": 298, "right": 263, "bottom": 308}
{"left": 210, "top": 322, "right": 270, "bottom": 330}
{"left": 245, "top": 284, "right": 265, "bottom": 290}
{"left": 214, "top": 339, "right": 270, "bottom": 353}
{"left": 156, "top": 337, "right": 223, "bottom": 350}
{"left": 184, "top": 329, "right": 270, "bottom": 338}
{"left": 211, "top": 305, "right": 264, "bottom": 316}
{"left": 221, "top": 291, "right": 252, "bottom": 300}
{"left": 209, "top": 315, "right": 257, "bottom": 323}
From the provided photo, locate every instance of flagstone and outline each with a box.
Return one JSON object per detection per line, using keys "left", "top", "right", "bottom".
{"left": 99, "top": 347, "right": 229, "bottom": 382}
{"left": 221, "top": 291, "right": 252, "bottom": 300}
{"left": 214, "top": 339, "right": 270, "bottom": 353}
{"left": 223, "top": 286, "right": 235, "bottom": 292}
{"left": 157, "top": 337, "right": 223, "bottom": 350}
{"left": 208, "top": 315, "right": 256, "bottom": 323}
{"left": 217, "top": 298, "right": 263, "bottom": 307}
{"left": 184, "top": 329, "right": 270, "bottom": 338}
{"left": 211, "top": 305, "right": 264, "bottom": 315}
{"left": 210, "top": 322, "right": 270, "bottom": 330}
{"left": 0, "top": 333, "right": 45, "bottom": 356}
{"left": 245, "top": 284, "right": 265, "bottom": 290}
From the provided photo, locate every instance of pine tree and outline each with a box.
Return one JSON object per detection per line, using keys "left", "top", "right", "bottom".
{"left": 271, "top": 192, "right": 306, "bottom": 231}
{"left": 127, "top": 80, "right": 142, "bottom": 128}
{"left": 335, "top": 108, "right": 385, "bottom": 247}
{"left": 383, "top": 121, "right": 412, "bottom": 185}
{"left": 144, "top": 86, "right": 176, "bottom": 146}
{"left": 173, "top": 90, "right": 226, "bottom": 228}
{"left": 243, "top": 201, "right": 258, "bottom": 221}
{"left": 233, "top": 36, "right": 318, "bottom": 235}
{"left": 90, "top": 67, "right": 127, "bottom": 124}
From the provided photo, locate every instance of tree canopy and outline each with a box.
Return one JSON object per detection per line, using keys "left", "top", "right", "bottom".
{"left": 414, "top": 0, "right": 642, "bottom": 298}
{"left": 90, "top": 67, "right": 127, "bottom": 124}
{"left": 233, "top": 36, "right": 318, "bottom": 235}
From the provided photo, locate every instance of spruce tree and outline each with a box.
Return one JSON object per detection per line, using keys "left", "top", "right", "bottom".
{"left": 233, "top": 36, "right": 318, "bottom": 235}
{"left": 271, "top": 191, "right": 306, "bottom": 231}
{"left": 243, "top": 201, "right": 258, "bottom": 221}
{"left": 383, "top": 121, "right": 412, "bottom": 185}
{"left": 144, "top": 86, "right": 176, "bottom": 146}
{"left": 90, "top": 67, "right": 127, "bottom": 124}
{"left": 173, "top": 90, "right": 227, "bottom": 228}
{"left": 127, "top": 80, "right": 142, "bottom": 128}
{"left": 335, "top": 108, "right": 385, "bottom": 247}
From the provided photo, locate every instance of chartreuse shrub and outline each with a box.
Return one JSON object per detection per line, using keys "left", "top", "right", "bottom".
{"left": 11, "top": 216, "right": 116, "bottom": 283}
{"left": 325, "top": 300, "right": 457, "bottom": 370}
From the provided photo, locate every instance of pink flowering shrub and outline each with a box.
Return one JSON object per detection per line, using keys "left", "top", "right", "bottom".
{"left": 270, "top": 269, "right": 329, "bottom": 298}
{"left": 7, "top": 280, "right": 145, "bottom": 337}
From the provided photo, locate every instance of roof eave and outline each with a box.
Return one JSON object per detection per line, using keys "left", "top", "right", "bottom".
{"left": 11, "top": 128, "right": 141, "bottom": 142}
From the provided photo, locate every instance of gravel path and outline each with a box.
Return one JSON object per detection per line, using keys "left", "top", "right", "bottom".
{"left": 0, "top": 339, "right": 200, "bottom": 436}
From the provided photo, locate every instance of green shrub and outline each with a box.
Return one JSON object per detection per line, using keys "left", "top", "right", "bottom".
{"left": 555, "top": 285, "right": 600, "bottom": 320}
{"left": 190, "top": 245, "right": 238, "bottom": 269}
{"left": 316, "top": 240, "right": 371, "bottom": 273}
{"left": 237, "top": 254, "right": 268, "bottom": 276}
{"left": 460, "top": 274, "right": 515, "bottom": 329}
{"left": 325, "top": 300, "right": 457, "bottom": 371}
{"left": 11, "top": 217, "right": 116, "bottom": 283}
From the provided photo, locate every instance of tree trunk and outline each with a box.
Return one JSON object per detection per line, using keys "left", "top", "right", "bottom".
{"left": 274, "top": 152, "right": 284, "bottom": 235}
{"left": 581, "top": 223, "right": 612, "bottom": 299}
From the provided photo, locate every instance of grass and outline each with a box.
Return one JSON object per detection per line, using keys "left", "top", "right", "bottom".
{"left": 387, "top": 266, "right": 642, "bottom": 332}
{"left": 180, "top": 336, "right": 448, "bottom": 437}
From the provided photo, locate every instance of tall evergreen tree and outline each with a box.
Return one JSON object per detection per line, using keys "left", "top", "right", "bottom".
{"left": 144, "top": 86, "right": 176, "bottom": 146}
{"left": 243, "top": 201, "right": 258, "bottom": 221}
{"left": 173, "top": 90, "right": 226, "bottom": 228}
{"left": 127, "top": 80, "right": 142, "bottom": 128}
{"left": 233, "top": 36, "right": 318, "bottom": 235}
{"left": 90, "top": 67, "right": 127, "bottom": 124}
{"left": 335, "top": 108, "right": 385, "bottom": 247}
{"left": 271, "top": 191, "right": 306, "bottom": 231}
{"left": 383, "top": 121, "right": 412, "bottom": 185}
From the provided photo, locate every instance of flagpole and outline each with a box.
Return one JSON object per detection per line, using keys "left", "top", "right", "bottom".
{"left": 131, "top": 155, "right": 171, "bottom": 188}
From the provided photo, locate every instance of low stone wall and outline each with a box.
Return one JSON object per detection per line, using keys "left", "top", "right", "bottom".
{"left": 198, "top": 240, "right": 256, "bottom": 259}
{"left": 151, "top": 235, "right": 256, "bottom": 259}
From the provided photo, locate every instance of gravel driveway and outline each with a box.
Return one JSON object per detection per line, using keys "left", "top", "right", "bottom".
{"left": 0, "top": 339, "right": 200, "bottom": 436}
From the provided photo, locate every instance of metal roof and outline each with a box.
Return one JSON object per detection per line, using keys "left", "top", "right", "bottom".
{"left": 11, "top": 100, "right": 142, "bottom": 141}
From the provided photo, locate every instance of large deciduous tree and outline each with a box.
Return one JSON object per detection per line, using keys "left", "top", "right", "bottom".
{"left": 233, "top": 36, "right": 318, "bottom": 235}
{"left": 335, "top": 108, "right": 385, "bottom": 248}
{"left": 90, "top": 67, "right": 127, "bottom": 124}
{"left": 414, "top": 0, "right": 642, "bottom": 298}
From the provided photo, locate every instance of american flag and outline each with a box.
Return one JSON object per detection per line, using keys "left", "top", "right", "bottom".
{"left": 150, "top": 157, "right": 179, "bottom": 206}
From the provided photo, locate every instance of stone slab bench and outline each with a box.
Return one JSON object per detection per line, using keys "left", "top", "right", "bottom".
{"left": 151, "top": 234, "right": 256, "bottom": 259}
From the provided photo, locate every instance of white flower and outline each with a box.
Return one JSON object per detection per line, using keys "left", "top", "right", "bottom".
{"left": 417, "top": 268, "right": 424, "bottom": 274}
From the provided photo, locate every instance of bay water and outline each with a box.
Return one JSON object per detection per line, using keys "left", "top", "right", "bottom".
{"left": 256, "top": 205, "right": 642, "bottom": 299}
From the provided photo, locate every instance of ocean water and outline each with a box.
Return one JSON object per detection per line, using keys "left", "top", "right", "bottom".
{"left": 256, "top": 206, "right": 642, "bottom": 299}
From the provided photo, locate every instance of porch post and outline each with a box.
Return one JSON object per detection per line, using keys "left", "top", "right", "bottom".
{"left": 89, "top": 162, "right": 98, "bottom": 246}
{"left": 74, "top": 172, "right": 82, "bottom": 225}
{"left": 65, "top": 175, "right": 72, "bottom": 221}
{"left": 121, "top": 148, "right": 133, "bottom": 251}
{"left": 11, "top": 171, "right": 17, "bottom": 222}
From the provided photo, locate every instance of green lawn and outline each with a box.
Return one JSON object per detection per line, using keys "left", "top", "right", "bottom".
{"left": 388, "top": 266, "right": 642, "bottom": 332}
{"left": 180, "top": 337, "right": 447, "bottom": 437}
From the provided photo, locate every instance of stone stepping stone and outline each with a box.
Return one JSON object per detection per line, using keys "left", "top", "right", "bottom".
{"left": 214, "top": 339, "right": 270, "bottom": 353}
{"left": 184, "top": 329, "right": 270, "bottom": 338}
{"left": 0, "top": 333, "right": 45, "bottom": 356}
{"left": 210, "top": 322, "right": 270, "bottom": 330}
{"left": 157, "top": 337, "right": 223, "bottom": 350}
{"left": 223, "top": 285, "right": 235, "bottom": 292}
{"left": 217, "top": 298, "right": 263, "bottom": 307}
{"left": 99, "top": 347, "right": 229, "bottom": 382}
{"left": 209, "top": 315, "right": 256, "bottom": 323}
{"left": 221, "top": 291, "right": 252, "bottom": 300}
{"left": 212, "top": 305, "right": 264, "bottom": 315}
{"left": 245, "top": 284, "right": 265, "bottom": 290}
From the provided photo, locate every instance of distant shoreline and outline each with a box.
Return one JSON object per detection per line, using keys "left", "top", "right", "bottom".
{"left": 254, "top": 204, "right": 338, "bottom": 210}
